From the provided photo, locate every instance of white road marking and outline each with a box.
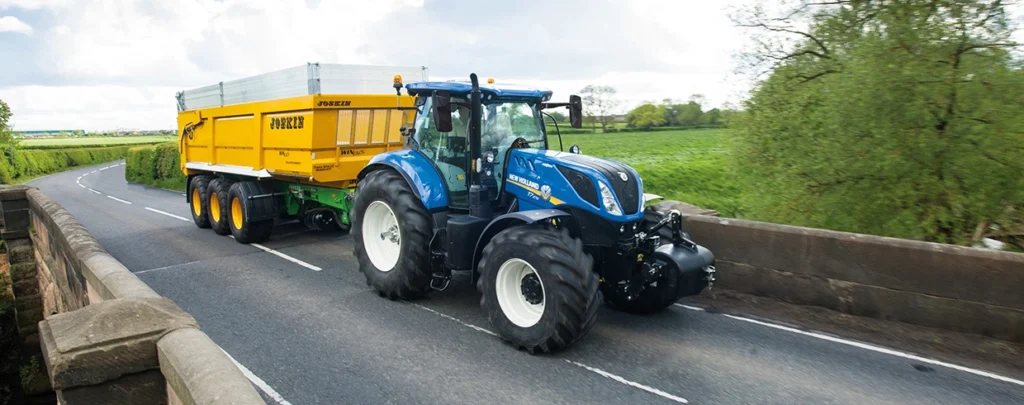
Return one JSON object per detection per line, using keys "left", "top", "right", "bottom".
{"left": 412, "top": 303, "right": 690, "bottom": 403}
{"left": 413, "top": 304, "right": 497, "bottom": 336}
{"left": 145, "top": 207, "right": 191, "bottom": 222}
{"left": 106, "top": 195, "right": 132, "bottom": 204}
{"left": 99, "top": 166, "right": 109, "bottom": 171}
{"left": 564, "top": 360, "right": 689, "bottom": 404}
{"left": 673, "top": 303, "right": 705, "bottom": 312}
{"left": 249, "top": 241, "right": 322, "bottom": 271}
{"left": 88, "top": 188, "right": 102, "bottom": 195}
{"left": 723, "top": 314, "right": 1024, "bottom": 387}
{"left": 220, "top": 349, "right": 293, "bottom": 405}
{"left": 134, "top": 259, "right": 203, "bottom": 275}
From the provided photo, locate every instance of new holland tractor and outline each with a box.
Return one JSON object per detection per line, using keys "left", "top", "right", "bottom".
{"left": 353, "top": 74, "right": 717, "bottom": 353}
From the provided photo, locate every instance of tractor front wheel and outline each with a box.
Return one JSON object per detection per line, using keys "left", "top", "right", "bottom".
{"left": 352, "top": 169, "right": 433, "bottom": 300}
{"left": 478, "top": 225, "right": 600, "bottom": 353}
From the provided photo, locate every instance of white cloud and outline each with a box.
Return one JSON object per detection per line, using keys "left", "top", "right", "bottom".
{"left": 0, "top": 15, "right": 32, "bottom": 34}
{"left": 0, "top": 0, "right": 750, "bottom": 130}
{"left": 0, "top": 0, "right": 68, "bottom": 10}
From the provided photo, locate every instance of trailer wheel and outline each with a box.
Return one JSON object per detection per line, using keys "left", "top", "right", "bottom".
{"left": 189, "top": 175, "right": 214, "bottom": 229}
{"left": 478, "top": 225, "right": 600, "bottom": 354}
{"left": 227, "top": 182, "right": 274, "bottom": 244}
{"left": 208, "top": 178, "right": 234, "bottom": 236}
{"left": 352, "top": 169, "right": 433, "bottom": 300}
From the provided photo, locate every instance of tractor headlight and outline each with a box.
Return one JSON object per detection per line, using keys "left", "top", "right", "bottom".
{"left": 598, "top": 181, "right": 622, "bottom": 216}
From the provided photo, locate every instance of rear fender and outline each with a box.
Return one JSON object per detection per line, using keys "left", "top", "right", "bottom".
{"left": 470, "top": 209, "right": 578, "bottom": 283}
{"left": 357, "top": 150, "right": 449, "bottom": 211}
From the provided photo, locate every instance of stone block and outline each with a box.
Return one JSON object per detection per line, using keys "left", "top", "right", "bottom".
{"left": 11, "top": 262, "right": 37, "bottom": 280}
{"left": 2, "top": 209, "right": 30, "bottom": 232}
{"left": 16, "top": 307, "right": 43, "bottom": 329}
{"left": 1, "top": 229, "right": 28, "bottom": 240}
{"left": 13, "top": 277, "right": 40, "bottom": 296}
{"left": 0, "top": 185, "right": 28, "bottom": 202}
{"left": 157, "top": 328, "right": 266, "bottom": 405}
{"left": 57, "top": 369, "right": 166, "bottom": 405}
{"left": 8, "top": 244, "right": 33, "bottom": 264}
{"left": 14, "top": 292, "right": 42, "bottom": 312}
{"left": 1, "top": 198, "right": 30, "bottom": 211}
{"left": 39, "top": 297, "right": 199, "bottom": 390}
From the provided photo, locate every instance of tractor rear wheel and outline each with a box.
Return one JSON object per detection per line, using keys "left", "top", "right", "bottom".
{"left": 477, "top": 225, "right": 600, "bottom": 353}
{"left": 188, "top": 175, "right": 213, "bottom": 229}
{"left": 602, "top": 207, "right": 687, "bottom": 314}
{"left": 208, "top": 178, "right": 234, "bottom": 236}
{"left": 352, "top": 169, "right": 433, "bottom": 300}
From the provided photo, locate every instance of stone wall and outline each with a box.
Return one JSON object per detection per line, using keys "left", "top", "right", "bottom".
{"left": 655, "top": 201, "right": 1024, "bottom": 342}
{"left": 0, "top": 185, "right": 266, "bottom": 404}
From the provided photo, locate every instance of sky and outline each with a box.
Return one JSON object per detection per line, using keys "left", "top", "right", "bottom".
{"left": 0, "top": 0, "right": 1019, "bottom": 132}
{"left": 0, "top": 0, "right": 754, "bottom": 131}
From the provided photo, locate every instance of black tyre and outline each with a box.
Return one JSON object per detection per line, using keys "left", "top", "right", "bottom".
{"left": 477, "top": 225, "right": 600, "bottom": 354}
{"left": 188, "top": 175, "right": 213, "bottom": 229}
{"left": 601, "top": 207, "right": 687, "bottom": 314}
{"left": 352, "top": 170, "right": 433, "bottom": 300}
{"left": 208, "top": 178, "right": 234, "bottom": 235}
{"left": 227, "top": 182, "right": 274, "bottom": 244}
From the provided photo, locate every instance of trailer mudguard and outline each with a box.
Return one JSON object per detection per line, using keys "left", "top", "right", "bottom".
{"left": 470, "top": 209, "right": 576, "bottom": 281}
{"left": 357, "top": 149, "right": 449, "bottom": 211}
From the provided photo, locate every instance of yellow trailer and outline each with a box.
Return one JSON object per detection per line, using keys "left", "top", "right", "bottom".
{"left": 177, "top": 63, "right": 426, "bottom": 243}
{"left": 178, "top": 93, "right": 415, "bottom": 189}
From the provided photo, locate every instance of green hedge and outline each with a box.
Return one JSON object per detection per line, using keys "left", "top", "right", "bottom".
{"left": 0, "top": 146, "right": 130, "bottom": 184}
{"left": 19, "top": 142, "right": 167, "bottom": 150}
{"left": 125, "top": 143, "right": 186, "bottom": 191}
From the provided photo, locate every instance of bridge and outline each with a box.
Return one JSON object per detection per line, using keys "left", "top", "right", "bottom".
{"left": 1, "top": 161, "right": 1021, "bottom": 404}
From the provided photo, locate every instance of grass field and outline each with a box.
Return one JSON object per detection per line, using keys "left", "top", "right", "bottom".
{"left": 561, "top": 128, "right": 740, "bottom": 217}
{"left": 19, "top": 135, "right": 176, "bottom": 147}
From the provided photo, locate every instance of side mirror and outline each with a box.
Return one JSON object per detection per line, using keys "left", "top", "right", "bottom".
{"left": 432, "top": 90, "right": 453, "bottom": 132}
{"left": 569, "top": 95, "right": 583, "bottom": 129}
{"left": 569, "top": 144, "right": 581, "bottom": 154}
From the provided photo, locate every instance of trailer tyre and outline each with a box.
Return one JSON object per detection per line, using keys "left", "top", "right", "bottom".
{"left": 352, "top": 169, "right": 433, "bottom": 300}
{"left": 208, "top": 178, "right": 234, "bottom": 236}
{"left": 478, "top": 225, "right": 600, "bottom": 354}
{"left": 227, "top": 182, "right": 274, "bottom": 244}
{"left": 189, "top": 175, "right": 214, "bottom": 229}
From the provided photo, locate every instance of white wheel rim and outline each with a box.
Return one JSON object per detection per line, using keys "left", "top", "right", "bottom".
{"left": 495, "top": 258, "right": 545, "bottom": 328}
{"left": 362, "top": 200, "right": 401, "bottom": 272}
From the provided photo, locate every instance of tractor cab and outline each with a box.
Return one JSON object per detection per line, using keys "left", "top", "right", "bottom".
{"left": 403, "top": 79, "right": 581, "bottom": 212}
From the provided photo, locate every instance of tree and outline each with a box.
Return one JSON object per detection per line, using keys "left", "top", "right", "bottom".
{"left": 0, "top": 99, "right": 13, "bottom": 146}
{"left": 579, "top": 85, "right": 620, "bottom": 132}
{"left": 731, "top": 0, "right": 1024, "bottom": 245}
{"left": 674, "top": 101, "right": 704, "bottom": 126}
{"left": 545, "top": 111, "right": 568, "bottom": 124}
{"left": 625, "top": 103, "right": 667, "bottom": 129}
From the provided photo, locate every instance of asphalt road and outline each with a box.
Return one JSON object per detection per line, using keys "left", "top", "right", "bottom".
{"left": 29, "top": 161, "right": 1024, "bottom": 405}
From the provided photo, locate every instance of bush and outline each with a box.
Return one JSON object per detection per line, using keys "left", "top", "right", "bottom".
{"left": 125, "top": 143, "right": 186, "bottom": 191}
{"left": 0, "top": 146, "right": 130, "bottom": 183}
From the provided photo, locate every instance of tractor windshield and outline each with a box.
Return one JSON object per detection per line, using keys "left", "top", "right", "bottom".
{"left": 412, "top": 96, "right": 546, "bottom": 209}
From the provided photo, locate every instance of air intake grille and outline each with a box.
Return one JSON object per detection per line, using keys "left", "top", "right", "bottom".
{"left": 557, "top": 166, "right": 599, "bottom": 208}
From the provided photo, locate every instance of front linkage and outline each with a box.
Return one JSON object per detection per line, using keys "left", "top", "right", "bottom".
{"left": 613, "top": 209, "right": 716, "bottom": 303}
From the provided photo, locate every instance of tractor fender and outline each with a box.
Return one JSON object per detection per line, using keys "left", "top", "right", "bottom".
{"left": 357, "top": 150, "right": 449, "bottom": 211}
{"left": 471, "top": 209, "right": 578, "bottom": 282}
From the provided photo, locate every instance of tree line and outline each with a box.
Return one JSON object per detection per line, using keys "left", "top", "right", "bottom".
{"left": 731, "top": 0, "right": 1023, "bottom": 249}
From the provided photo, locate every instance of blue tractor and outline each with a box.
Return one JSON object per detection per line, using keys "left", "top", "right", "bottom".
{"left": 352, "top": 74, "right": 716, "bottom": 353}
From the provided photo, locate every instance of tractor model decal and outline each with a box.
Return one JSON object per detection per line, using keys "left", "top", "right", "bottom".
{"left": 507, "top": 175, "right": 564, "bottom": 205}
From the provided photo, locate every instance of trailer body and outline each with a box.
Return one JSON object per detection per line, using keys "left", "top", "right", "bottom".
{"left": 178, "top": 64, "right": 423, "bottom": 233}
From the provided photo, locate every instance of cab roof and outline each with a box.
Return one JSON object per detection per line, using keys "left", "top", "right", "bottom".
{"left": 405, "top": 81, "right": 553, "bottom": 100}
